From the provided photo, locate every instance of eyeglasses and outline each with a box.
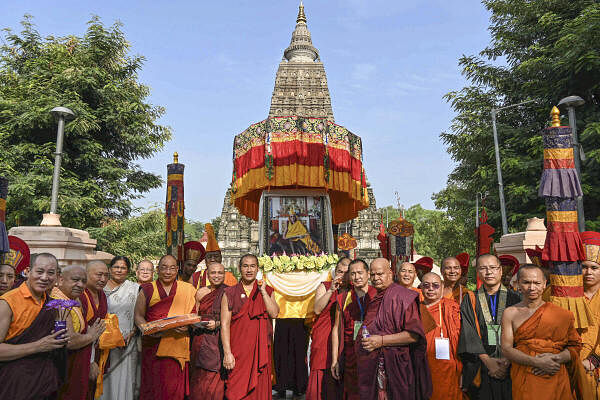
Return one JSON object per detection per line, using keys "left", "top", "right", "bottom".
{"left": 421, "top": 282, "right": 440, "bottom": 289}
{"left": 478, "top": 266, "right": 501, "bottom": 272}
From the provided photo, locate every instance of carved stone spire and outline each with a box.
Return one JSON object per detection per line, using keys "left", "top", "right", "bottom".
{"left": 284, "top": 2, "right": 319, "bottom": 62}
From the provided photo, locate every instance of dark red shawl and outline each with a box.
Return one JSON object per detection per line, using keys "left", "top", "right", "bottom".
{"left": 0, "top": 303, "right": 64, "bottom": 400}
{"left": 192, "top": 285, "right": 227, "bottom": 371}
{"left": 357, "top": 283, "right": 432, "bottom": 400}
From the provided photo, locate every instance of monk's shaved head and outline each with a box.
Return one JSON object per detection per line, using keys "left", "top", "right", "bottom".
{"left": 206, "top": 263, "right": 226, "bottom": 287}
{"left": 61, "top": 265, "right": 85, "bottom": 277}
{"left": 87, "top": 260, "right": 108, "bottom": 273}
{"left": 86, "top": 260, "right": 109, "bottom": 292}
{"left": 421, "top": 272, "right": 443, "bottom": 304}
{"left": 517, "top": 264, "right": 545, "bottom": 282}
{"left": 370, "top": 257, "right": 391, "bottom": 271}
{"left": 370, "top": 258, "right": 394, "bottom": 292}
{"left": 422, "top": 272, "right": 442, "bottom": 283}
{"left": 59, "top": 265, "right": 87, "bottom": 299}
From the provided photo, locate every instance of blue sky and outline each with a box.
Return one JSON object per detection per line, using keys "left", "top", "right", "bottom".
{"left": 4, "top": 1, "right": 492, "bottom": 222}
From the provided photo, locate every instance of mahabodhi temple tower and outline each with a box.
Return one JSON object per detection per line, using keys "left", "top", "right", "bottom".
{"left": 217, "top": 3, "right": 381, "bottom": 267}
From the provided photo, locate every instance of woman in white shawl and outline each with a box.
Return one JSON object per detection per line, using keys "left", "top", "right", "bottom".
{"left": 101, "top": 256, "right": 139, "bottom": 400}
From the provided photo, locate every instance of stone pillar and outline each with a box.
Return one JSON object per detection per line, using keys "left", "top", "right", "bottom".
{"left": 494, "top": 217, "right": 547, "bottom": 264}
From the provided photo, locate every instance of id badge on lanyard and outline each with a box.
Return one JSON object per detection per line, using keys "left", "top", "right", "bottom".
{"left": 434, "top": 303, "right": 450, "bottom": 360}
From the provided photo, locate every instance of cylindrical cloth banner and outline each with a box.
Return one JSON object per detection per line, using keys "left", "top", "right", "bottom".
{"left": 0, "top": 177, "right": 9, "bottom": 253}
{"left": 166, "top": 162, "right": 185, "bottom": 266}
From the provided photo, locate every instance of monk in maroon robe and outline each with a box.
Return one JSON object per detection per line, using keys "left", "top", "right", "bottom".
{"left": 80, "top": 261, "right": 109, "bottom": 400}
{"left": 357, "top": 258, "right": 432, "bottom": 400}
{"left": 221, "top": 254, "right": 279, "bottom": 400}
{"left": 55, "top": 265, "right": 106, "bottom": 400}
{"left": 135, "top": 255, "right": 198, "bottom": 400}
{"left": 331, "top": 259, "right": 377, "bottom": 400}
{"left": 0, "top": 252, "right": 67, "bottom": 400}
{"left": 306, "top": 257, "right": 350, "bottom": 400}
{"left": 190, "top": 262, "right": 228, "bottom": 400}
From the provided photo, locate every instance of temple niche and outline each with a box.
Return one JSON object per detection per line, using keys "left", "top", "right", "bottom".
{"left": 216, "top": 4, "right": 381, "bottom": 267}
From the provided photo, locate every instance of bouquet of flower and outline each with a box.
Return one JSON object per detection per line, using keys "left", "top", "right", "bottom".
{"left": 258, "top": 253, "right": 338, "bottom": 274}
{"left": 45, "top": 299, "right": 80, "bottom": 338}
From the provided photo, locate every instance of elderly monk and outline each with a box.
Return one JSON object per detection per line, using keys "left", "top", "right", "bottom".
{"left": 356, "top": 258, "right": 432, "bottom": 400}
{"left": 0, "top": 253, "right": 68, "bottom": 399}
{"left": 458, "top": 254, "right": 521, "bottom": 400}
{"left": 396, "top": 262, "right": 417, "bottom": 289}
{"left": 442, "top": 256, "right": 471, "bottom": 306}
{"left": 331, "top": 259, "right": 377, "bottom": 400}
{"left": 54, "top": 265, "right": 106, "bottom": 400}
{"left": 221, "top": 254, "right": 279, "bottom": 400}
{"left": 501, "top": 265, "right": 581, "bottom": 400}
{"left": 421, "top": 272, "right": 464, "bottom": 400}
{"left": 190, "top": 262, "right": 228, "bottom": 400}
{"left": 81, "top": 260, "right": 109, "bottom": 397}
{"left": 578, "top": 231, "right": 600, "bottom": 398}
{"left": 306, "top": 256, "right": 350, "bottom": 400}
{"left": 135, "top": 254, "right": 198, "bottom": 400}
{"left": 136, "top": 260, "right": 154, "bottom": 284}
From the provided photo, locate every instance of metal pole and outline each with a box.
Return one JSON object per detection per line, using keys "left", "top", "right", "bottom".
{"left": 475, "top": 193, "right": 479, "bottom": 229}
{"left": 50, "top": 115, "right": 65, "bottom": 214}
{"left": 567, "top": 106, "right": 585, "bottom": 231}
{"left": 491, "top": 110, "right": 509, "bottom": 236}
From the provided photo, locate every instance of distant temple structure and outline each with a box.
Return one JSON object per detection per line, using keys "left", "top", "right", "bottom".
{"left": 217, "top": 3, "right": 381, "bottom": 267}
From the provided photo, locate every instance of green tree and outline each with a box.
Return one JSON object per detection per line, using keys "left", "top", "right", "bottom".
{"left": 0, "top": 16, "right": 171, "bottom": 229}
{"left": 436, "top": 0, "right": 600, "bottom": 237}
{"left": 88, "top": 208, "right": 165, "bottom": 266}
{"left": 379, "top": 204, "right": 475, "bottom": 265}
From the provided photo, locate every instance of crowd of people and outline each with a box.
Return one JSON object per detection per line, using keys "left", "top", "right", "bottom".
{"left": 0, "top": 229, "right": 600, "bottom": 400}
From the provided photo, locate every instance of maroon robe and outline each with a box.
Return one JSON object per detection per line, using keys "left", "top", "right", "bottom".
{"left": 190, "top": 285, "right": 227, "bottom": 400}
{"left": 339, "top": 286, "right": 377, "bottom": 400}
{"left": 58, "top": 314, "right": 92, "bottom": 400}
{"left": 357, "top": 283, "right": 432, "bottom": 400}
{"left": 140, "top": 281, "right": 188, "bottom": 400}
{"left": 224, "top": 282, "right": 274, "bottom": 400}
{"left": 306, "top": 281, "right": 344, "bottom": 400}
{"left": 79, "top": 289, "right": 108, "bottom": 400}
{"left": 0, "top": 302, "right": 64, "bottom": 400}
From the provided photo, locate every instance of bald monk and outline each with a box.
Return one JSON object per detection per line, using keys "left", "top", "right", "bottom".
{"left": 135, "top": 254, "right": 198, "bottom": 400}
{"left": 501, "top": 265, "right": 581, "bottom": 400}
{"left": 306, "top": 256, "right": 350, "bottom": 400}
{"left": 421, "top": 272, "right": 464, "bottom": 400}
{"left": 357, "top": 258, "right": 432, "bottom": 399}
{"left": 190, "top": 262, "right": 228, "bottom": 400}
{"left": 54, "top": 265, "right": 106, "bottom": 400}
{"left": 221, "top": 254, "right": 279, "bottom": 400}
{"left": 396, "top": 262, "right": 417, "bottom": 289}
{"left": 81, "top": 260, "right": 109, "bottom": 398}
{"left": 441, "top": 257, "right": 470, "bottom": 306}
{"left": 331, "top": 259, "right": 377, "bottom": 400}
{"left": 0, "top": 253, "right": 68, "bottom": 399}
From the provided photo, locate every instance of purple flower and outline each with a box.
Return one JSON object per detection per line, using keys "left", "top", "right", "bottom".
{"left": 45, "top": 299, "right": 60, "bottom": 309}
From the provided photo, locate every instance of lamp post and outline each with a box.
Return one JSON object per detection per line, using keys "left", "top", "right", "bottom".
{"left": 41, "top": 107, "right": 74, "bottom": 226}
{"left": 558, "top": 95, "right": 586, "bottom": 231}
{"left": 490, "top": 99, "right": 535, "bottom": 236}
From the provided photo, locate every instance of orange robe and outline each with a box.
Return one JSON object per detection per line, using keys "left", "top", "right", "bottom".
{"left": 444, "top": 284, "right": 470, "bottom": 306}
{"left": 511, "top": 302, "right": 581, "bottom": 400}
{"left": 577, "top": 291, "right": 600, "bottom": 399}
{"left": 426, "top": 298, "right": 465, "bottom": 400}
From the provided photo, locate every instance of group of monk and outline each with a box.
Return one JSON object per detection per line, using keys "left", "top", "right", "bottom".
{"left": 1, "top": 230, "right": 600, "bottom": 399}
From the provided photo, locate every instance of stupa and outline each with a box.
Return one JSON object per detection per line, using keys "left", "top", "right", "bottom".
{"left": 217, "top": 3, "right": 381, "bottom": 267}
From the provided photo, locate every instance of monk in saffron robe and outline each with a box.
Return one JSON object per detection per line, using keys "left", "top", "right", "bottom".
{"left": 0, "top": 253, "right": 67, "bottom": 400}
{"left": 421, "top": 272, "right": 464, "bottom": 400}
{"left": 501, "top": 265, "right": 581, "bottom": 400}
{"left": 55, "top": 265, "right": 106, "bottom": 400}
{"left": 134, "top": 254, "right": 198, "bottom": 400}
{"left": 306, "top": 257, "right": 350, "bottom": 400}
{"left": 221, "top": 254, "right": 279, "bottom": 400}
{"left": 356, "top": 258, "right": 432, "bottom": 400}
{"left": 190, "top": 262, "right": 228, "bottom": 400}
{"left": 459, "top": 254, "right": 521, "bottom": 400}
{"left": 330, "top": 259, "right": 377, "bottom": 400}
{"left": 578, "top": 231, "right": 600, "bottom": 398}
{"left": 442, "top": 256, "right": 471, "bottom": 306}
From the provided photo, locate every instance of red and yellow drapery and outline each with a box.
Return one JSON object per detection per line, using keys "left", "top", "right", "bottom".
{"left": 231, "top": 116, "right": 369, "bottom": 224}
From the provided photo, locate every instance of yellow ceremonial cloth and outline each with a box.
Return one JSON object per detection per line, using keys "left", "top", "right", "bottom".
{"left": 265, "top": 270, "right": 331, "bottom": 319}
{"left": 95, "top": 313, "right": 125, "bottom": 399}
{"left": 155, "top": 281, "right": 197, "bottom": 369}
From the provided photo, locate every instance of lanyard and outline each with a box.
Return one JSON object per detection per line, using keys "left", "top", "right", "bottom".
{"left": 356, "top": 293, "right": 365, "bottom": 321}
{"left": 438, "top": 303, "right": 443, "bottom": 338}
{"left": 489, "top": 292, "right": 498, "bottom": 321}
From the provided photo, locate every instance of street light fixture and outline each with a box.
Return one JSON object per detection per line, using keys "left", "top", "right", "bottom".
{"left": 41, "top": 106, "right": 75, "bottom": 226}
{"left": 558, "top": 95, "right": 585, "bottom": 231}
{"left": 491, "top": 99, "right": 536, "bottom": 236}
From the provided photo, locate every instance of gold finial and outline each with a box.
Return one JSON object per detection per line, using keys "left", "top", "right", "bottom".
{"left": 297, "top": 1, "right": 307, "bottom": 23}
{"left": 550, "top": 106, "right": 561, "bottom": 127}
{"left": 173, "top": 152, "right": 179, "bottom": 164}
